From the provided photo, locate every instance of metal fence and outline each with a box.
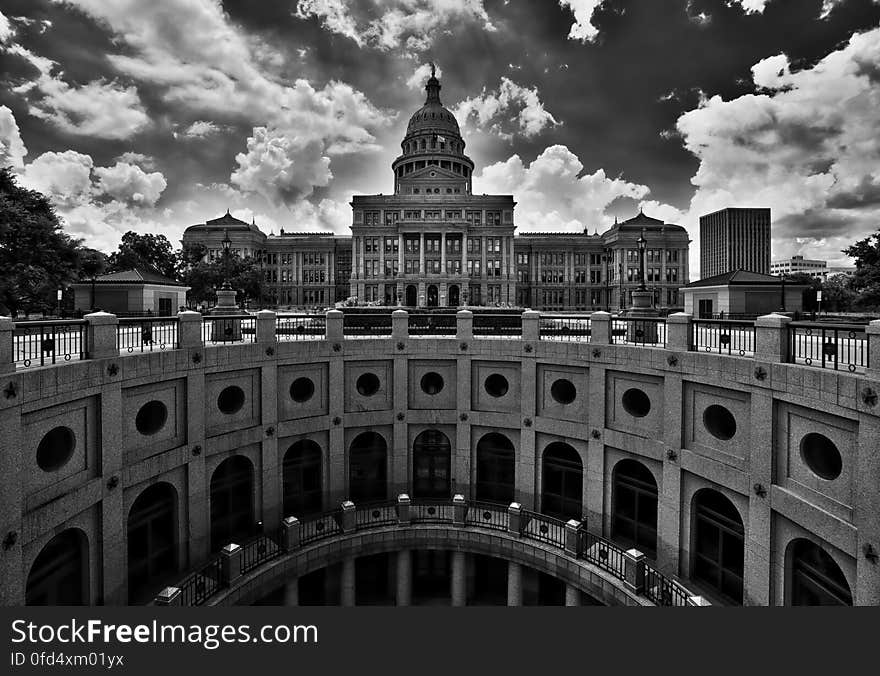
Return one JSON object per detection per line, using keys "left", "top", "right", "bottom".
{"left": 579, "top": 529, "right": 627, "bottom": 580}
{"left": 240, "top": 530, "right": 282, "bottom": 575}
{"left": 203, "top": 316, "right": 258, "bottom": 344}
{"left": 117, "top": 317, "right": 179, "bottom": 353}
{"left": 693, "top": 319, "right": 756, "bottom": 356}
{"left": 342, "top": 313, "right": 393, "bottom": 338}
{"left": 644, "top": 562, "right": 693, "bottom": 607}
{"left": 300, "top": 510, "right": 343, "bottom": 546}
{"left": 472, "top": 313, "right": 523, "bottom": 338}
{"left": 355, "top": 503, "right": 399, "bottom": 530}
{"left": 539, "top": 316, "right": 592, "bottom": 342}
{"left": 789, "top": 322, "right": 867, "bottom": 372}
{"left": 276, "top": 314, "right": 326, "bottom": 341}
{"left": 408, "top": 313, "right": 458, "bottom": 336}
{"left": 411, "top": 500, "right": 455, "bottom": 523}
{"left": 13, "top": 320, "right": 86, "bottom": 368}
{"left": 178, "top": 556, "right": 222, "bottom": 607}
{"left": 611, "top": 317, "right": 667, "bottom": 347}
{"left": 520, "top": 510, "right": 567, "bottom": 548}
{"left": 465, "top": 501, "right": 509, "bottom": 531}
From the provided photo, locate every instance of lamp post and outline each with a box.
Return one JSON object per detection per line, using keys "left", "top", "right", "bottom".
{"left": 221, "top": 229, "right": 233, "bottom": 292}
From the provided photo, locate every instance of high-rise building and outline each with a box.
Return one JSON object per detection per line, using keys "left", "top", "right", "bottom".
{"left": 699, "top": 208, "right": 771, "bottom": 279}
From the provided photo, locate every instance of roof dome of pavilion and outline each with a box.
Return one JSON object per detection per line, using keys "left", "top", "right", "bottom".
{"left": 405, "top": 67, "right": 462, "bottom": 140}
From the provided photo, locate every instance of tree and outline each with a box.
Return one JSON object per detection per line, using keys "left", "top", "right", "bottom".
{"left": 821, "top": 274, "right": 857, "bottom": 313}
{"left": 178, "top": 246, "right": 265, "bottom": 308}
{"left": 107, "top": 231, "right": 178, "bottom": 279}
{"left": 0, "top": 167, "right": 82, "bottom": 316}
{"left": 783, "top": 272, "right": 821, "bottom": 312}
{"left": 843, "top": 229, "right": 880, "bottom": 310}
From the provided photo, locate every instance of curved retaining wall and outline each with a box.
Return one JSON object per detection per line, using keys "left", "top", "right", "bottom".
{"left": 1, "top": 310, "right": 879, "bottom": 606}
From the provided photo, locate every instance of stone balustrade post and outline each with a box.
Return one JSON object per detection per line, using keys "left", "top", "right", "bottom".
{"left": 325, "top": 309, "right": 344, "bottom": 342}
{"left": 397, "top": 494, "right": 411, "bottom": 525}
{"left": 666, "top": 312, "right": 693, "bottom": 352}
{"left": 256, "top": 310, "right": 276, "bottom": 343}
{"left": 177, "top": 311, "right": 203, "bottom": 349}
{"left": 220, "top": 544, "right": 242, "bottom": 586}
{"left": 154, "top": 586, "right": 182, "bottom": 606}
{"left": 0, "top": 317, "right": 14, "bottom": 374}
{"left": 565, "top": 519, "right": 581, "bottom": 557}
{"left": 456, "top": 310, "right": 473, "bottom": 341}
{"left": 392, "top": 309, "right": 409, "bottom": 341}
{"left": 522, "top": 310, "right": 540, "bottom": 342}
{"left": 868, "top": 320, "right": 880, "bottom": 375}
{"left": 340, "top": 500, "right": 356, "bottom": 532}
{"left": 508, "top": 502, "right": 523, "bottom": 535}
{"left": 590, "top": 311, "right": 612, "bottom": 345}
{"left": 453, "top": 494, "right": 467, "bottom": 525}
{"left": 281, "top": 516, "right": 301, "bottom": 552}
{"left": 623, "top": 548, "right": 646, "bottom": 594}
{"left": 755, "top": 313, "right": 792, "bottom": 363}
{"left": 84, "top": 311, "right": 119, "bottom": 360}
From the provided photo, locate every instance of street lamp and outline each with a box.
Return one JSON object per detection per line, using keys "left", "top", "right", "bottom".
{"left": 221, "top": 229, "right": 233, "bottom": 291}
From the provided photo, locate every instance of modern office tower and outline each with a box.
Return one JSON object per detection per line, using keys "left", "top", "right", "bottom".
{"left": 700, "top": 208, "right": 771, "bottom": 279}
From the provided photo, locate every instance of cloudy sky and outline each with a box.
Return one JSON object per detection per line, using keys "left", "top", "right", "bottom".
{"left": 1, "top": 0, "right": 879, "bottom": 274}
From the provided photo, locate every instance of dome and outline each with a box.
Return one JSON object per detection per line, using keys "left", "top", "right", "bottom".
{"left": 404, "top": 71, "right": 462, "bottom": 141}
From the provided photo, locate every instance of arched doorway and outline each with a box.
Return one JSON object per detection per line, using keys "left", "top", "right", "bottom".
{"left": 448, "top": 284, "right": 460, "bottom": 307}
{"left": 405, "top": 285, "right": 418, "bottom": 307}
{"left": 127, "top": 482, "right": 178, "bottom": 604}
{"left": 788, "top": 539, "right": 852, "bottom": 606}
{"left": 26, "top": 529, "right": 88, "bottom": 605}
{"left": 611, "top": 459, "right": 658, "bottom": 557}
{"left": 349, "top": 432, "right": 388, "bottom": 503}
{"left": 413, "top": 429, "right": 452, "bottom": 499}
{"left": 541, "top": 442, "right": 583, "bottom": 521}
{"left": 210, "top": 455, "right": 255, "bottom": 552}
{"left": 283, "top": 440, "right": 323, "bottom": 518}
{"left": 475, "top": 433, "right": 515, "bottom": 505}
{"left": 692, "top": 489, "right": 744, "bottom": 604}
{"left": 427, "top": 284, "right": 439, "bottom": 307}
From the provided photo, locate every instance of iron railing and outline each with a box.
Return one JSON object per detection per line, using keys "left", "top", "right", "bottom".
{"left": 342, "top": 313, "right": 393, "bottom": 337}
{"left": 520, "top": 510, "right": 567, "bottom": 548}
{"left": 408, "top": 313, "right": 458, "bottom": 336}
{"left": 472, "top": 313, "right": 523, "bottom": 337}
{"left": 203, "top": 315, "right": 257, "bottom": 344}
{"left": 411, "top": 500, "right": 455, "bottom": 523}
{"left": 117, "top": 317, "right": 179, "bottom": 353}
{"left": 241, "top": 530, "right": 282, "bottom": 575}
{"left": 300, "top": 509, "right": 343, "bottom": 546}
{"left": 13, "top": 320, "right": 86, "bottom": 368}
{"left": 178, "top": 556, "right": 222, "bottom": 607}
{"left": 693, "top": 319, "right": 756, "bottom": 356}
{"left": 355, "top": 503, "right": 398, "bottom": 530}
{"left": 276, "top": 314, "right": 326, "bottom": 341}
{"left": 644, "top": 562, "right": 692, "bottom": 607}
{"left": 788, "top": 322, "right": 867, "bottom": 372}
{"left": 611, "top": 317, "right": 667, "bottom": 347}
{"left": 579, "top": 529, "right": 627, "bottom": 580}
{"left": 539, "top": 316, "right": 592, "bottom": 342}
{"left": 464, "top": 501, "right": 509, "bottom": 531}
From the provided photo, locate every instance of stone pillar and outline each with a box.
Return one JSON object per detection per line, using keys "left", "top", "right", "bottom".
{"left": 325, "top": 309, "right": 344, "bottom": 342}
{"left": 419, "top": 232, "right": 425, "bottom": 275}
{"left": 220, "top": 544, "right": 243, "bottom": 586}
{"left": 256, "top": 309, "right": 276, "bottom": 343}
{"left": 340, "top": 500, "right": 356, "bottom": 533}
{"left": 755, "top": 313, "right": 792, "bottom": 363}
{"left": 392, "top": 309, "right": 409, "bottom": 342}
{"left": 453, "top": 494, "right": 467, "bottom": 525}
{"left": 522, "top": 310, "right": 540, "bottom": 342}
{"left": 441, "top": 231, "right": 447, "bottom": 276}
{"left": 565, "top": 520, "right": 581, "bottom": 557}
{"left": 397, "top": 493, "right": 412, "bottom": 525}
{"left": 868, "top": 320, "right": 880, "bottom": 376}
{"left": 280, "top": 516, "right": 301, "bottom": 552}
{"left": 456, "top": 310, "right": 473, "bottom": 341}
{"left": 565, "top": 585, "right": 581, "bottom": 607}
{"left": 341, "top": 556, "right": 356, "bottom": 607}
{"left": 0, "top": 317, "right": 14, "bottom": 374}
{"left": 398, "top": 234, "right": 405, "bottom": 272}
{"left": 451, "top": 551, "right": 466, "bottom": 607}
{"left": 461, "top": 236, "right": 468, "bottom": 287}
{"left": 590, "top": 311, "right": 612, "bottom": 344}
{"left": 284, "top": 579, "right": 299, "bottom": 606}
{"left": 666, "top": 312, "right": 693, "bottom": 352}
{"left": 508, "top": 502, "right": 523, "bottom": 535}
{"left": 177, "top": 311, "right": 203, "bottom": 349}
{"left": 507, "top": 562, "right": 522, "bottom": 606}
{"left": 154, "top": 587, "right": 182, "bottom": 607}
{"left": 396, "top": 550, "right": 412, "bottom": 607}
{"left": 84, "top": 311, "right": 119, "bottom": 359}
{"left": 623, "top": 548, "right": 646, "bottom": 594}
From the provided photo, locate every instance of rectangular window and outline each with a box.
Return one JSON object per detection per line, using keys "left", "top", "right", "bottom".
{"left": 486, "top": 211, "right": 501, "bottom": 225}
{"left": 365, "top": 211, "right": 380, "bottom": 226}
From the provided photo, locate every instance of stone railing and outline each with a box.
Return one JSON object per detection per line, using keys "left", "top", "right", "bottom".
{"left": 154, "top": 494, "right": 702, "bottom": 608}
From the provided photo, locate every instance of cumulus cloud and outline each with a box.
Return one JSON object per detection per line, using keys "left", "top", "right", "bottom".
{"left": 558, "top": 1, "right": 604, "bottom": 43}
{"left": 0, "top": 11, "right": 12, "bottom": 43}
{"left": 295, "top": 0, "right": 495, "bottom": 52}
{"left": 180, "top": 120, "right": 223, "bottom": 138}
{"left": 453, "top": 78, "right": 560, "bottom": 140}
{"left": 475, "top": 144, "right": 651, "bottom": 232}
{"left": 93, "top": 161, "right": 167, "bottom": 205}
{"left": 725, "top": 0, "right": 873, "bottom": 18}
{"left": 673, "top": 26, "right": 880, "bottom": 268}
{"left": 0, "top": 105, "right": 27, "bottom": 169}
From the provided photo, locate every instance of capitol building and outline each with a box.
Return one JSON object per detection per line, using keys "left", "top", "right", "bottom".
{"left": 2, "top": 72, "right": 878, "bottom": 609}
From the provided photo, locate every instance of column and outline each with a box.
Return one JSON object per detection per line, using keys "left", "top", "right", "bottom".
{"left": 379, "top": 235, "right": 386, "bottom": 281}
{"left": 501, "top": 235, "right": 508, "bottom": 278}
{"left": 565, "top": 585, "right": 581, "bottom": 607}
{"left": 441, "top": 231, "right": 447, "bottom": 275}
{"left": 507, "top": 562, "right": 522, "bottom": 606}
{"left": 396, "top": 550, "right": 412, "bottom": 607}
{"left": 398, "top": 233, "right": 405, "bottom": 270}
{"left": 284, "top": 579, "right": 299, "bottom": 606}
{"left": 451, "top": 551, "right": 466, "bottom": 606}
{"left": 419, "top": 232, "right": 425, "bottom": 275}
{"left": 341, "top": 556, "right": 356, "bottom": 607}
{"left": 461, "top": 234, "right": 468, "bottom": 282}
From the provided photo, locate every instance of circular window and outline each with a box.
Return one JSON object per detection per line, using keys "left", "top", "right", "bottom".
{"left": 36, "top": 426, "right": 76, "bottom": 471}
{"left": 800, "top": 433, "right": 842, "bottom": 481}
{"left": 290, "top": 377, "right": 315, "bottom": 403}
{"left": 484, "top": 373, "right": 509, "bottom": 398}
{"left": 703, "top": 405, "right": 737, "bottom": 441}
{"left": 550, "top": 379, "right": 577, "bottom": 405}
{"left": 217, "top": 386, "right": 246, "bottom": 415}
{"left": 621, "top": 388, "right": 651, "bottom": 418}
{"left": 420, "top": 372, "right": 444, "bottom": 395}
{"left": 356, "top": 372, "right": 381, "bottom": 397}
{"left": 135, "top": 400, "right": 168, "bottom": 436}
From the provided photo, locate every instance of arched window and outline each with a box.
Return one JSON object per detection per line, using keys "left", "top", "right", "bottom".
{"left": 475, "top": 433, "right": 515, "bottom": 505}
{"left": 541, "top": 443, "right": 583, "bottom": 521}
{"left": 413, "top": 430, "right": 452, "bottom": 499}
{"left": 349, "top": 432, "right": 387, "bottom": 504}
{"left": 127, "top": 482, "right": 178, "bottom": 604}
{"left": 692, "top": 489, "right": 744, "bottom": 604}
{"left": 611, "top": 459, "right": 658, "bottom": 556}
{"left": 26, "top": 529, "right": 88, "bottom": 605}
{"left": 283, "top": 440, "right": 323, "bottom": 518}
{"left": 789, "top": 539, "right": 852, "bottom": 606}
{"left": 210, "top": 456, "right": 255, "bottom": 552}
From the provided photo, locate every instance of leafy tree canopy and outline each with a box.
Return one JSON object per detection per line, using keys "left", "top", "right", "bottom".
{"left": 107, "top": 231, "right": 178, "bottom": 279}
{"left": 843, "top": 229, "right": 880, "bottom": 309}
